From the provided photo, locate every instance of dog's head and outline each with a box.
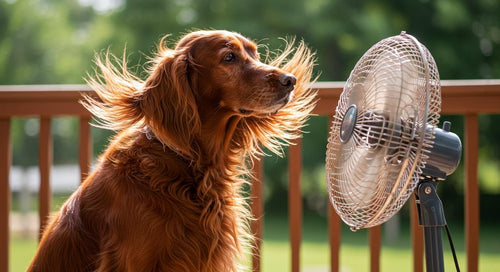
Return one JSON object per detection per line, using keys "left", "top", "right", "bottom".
{"left": 170, "top": 30, "right": 296, "bottom": 116}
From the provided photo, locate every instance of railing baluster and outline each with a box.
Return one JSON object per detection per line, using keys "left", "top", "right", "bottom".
{"left": 0, "top": 118, "right": 11, "bottom": 272}
{"left": 38, "top": 117, "right": 52, "bottom": 240}
{"left": 328, "top": 115, "right": 341, "bottom": 272}
{"left": 465, "top": 114, "right": 479, "bottom": 272}
{"left": 411, "top": 195, "right": 424, "bottom": 272}
{"left": 79, "top": 116, "right": 92, "bottom": 182}
{"left": 289, "top": 138, "right": 302, "bottom": 272}
{"left": 328, "top": 204, "right": 341, "bottom": 272}
{"left": 369, "top": 225, "right": 381, "bottom": 272}
{"left": 251, "top": 157, "right": 264, "bottom": 272}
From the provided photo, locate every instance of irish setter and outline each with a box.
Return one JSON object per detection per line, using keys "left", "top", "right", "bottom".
{"left": 28, "top": 30, "right": 316, "bottom": 272}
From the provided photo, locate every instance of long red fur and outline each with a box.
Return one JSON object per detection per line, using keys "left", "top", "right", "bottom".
{"left": 28, "top": 30, "right": 317, "bottom": 272}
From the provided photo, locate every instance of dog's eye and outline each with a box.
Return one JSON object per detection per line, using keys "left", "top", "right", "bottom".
{"left": 223, "top": 52, "right": 236, "bottom": 63}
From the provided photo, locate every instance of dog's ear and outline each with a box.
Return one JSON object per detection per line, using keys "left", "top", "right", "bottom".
{"left": 82, "top": 52, "right": 145, "bottom": 132}
{"left": 140, "top": 49, "right": 201, "bottom": 159}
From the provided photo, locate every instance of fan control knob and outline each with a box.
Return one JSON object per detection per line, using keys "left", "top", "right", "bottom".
{"left": 442, "top": 121, "right": 451, "bottom": 132}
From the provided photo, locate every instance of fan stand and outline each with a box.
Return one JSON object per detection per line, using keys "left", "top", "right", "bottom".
{"left": 415, "top": 177, "right": 446, "bottom": 272}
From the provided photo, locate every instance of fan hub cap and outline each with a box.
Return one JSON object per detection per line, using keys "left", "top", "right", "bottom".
{"left": 340, "top": 104, "right": 358, "bottom": 143}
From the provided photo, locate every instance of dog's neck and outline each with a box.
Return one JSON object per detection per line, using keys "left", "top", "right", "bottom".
{"left": 141, "top": 108, "right": 245, "bottom": 170}
{"left": 142, "top": 125, "right": 194, "bottom": 164}
{"left": 198, "top": 107, "right": 245, "bottom": 166}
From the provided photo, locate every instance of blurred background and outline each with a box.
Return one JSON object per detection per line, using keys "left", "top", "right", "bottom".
{"left": 2, "top": 0, "right": 499, "bottom": 271}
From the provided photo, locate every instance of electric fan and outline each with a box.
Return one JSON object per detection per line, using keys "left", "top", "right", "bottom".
{"left": 326, "top": 32, "right": 462, "bottom": 271}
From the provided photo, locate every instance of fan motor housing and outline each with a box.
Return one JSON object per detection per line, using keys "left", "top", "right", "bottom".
{"left": 422, "top": 121, "right": 462, "bottom": 179}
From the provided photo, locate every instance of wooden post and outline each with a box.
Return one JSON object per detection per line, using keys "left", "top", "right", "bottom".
{"left": 38, "top": 117, "right": 52, "bottom": 240}
{"left": 328, "top": 204, "right": 341, "bottom": 272}
{"left": 369, "top": 225, "right": 381, "bottom": 272}
{"left": 411, "top": 195, "right": 424, "bottom": 272}
{"left": 79, "top": 116, "right": 92, "bottom": 182}
{"left": 465, "top": 114, "right": 479, "bottom": 272}
{"left": 0, "top": 118, "right": 11, "bottom": 272}
{"left": 289, "top": 139, "right": 302, "bottom": 272}
{"left": 251, "top": 158, "right": 264, "bottom": 272}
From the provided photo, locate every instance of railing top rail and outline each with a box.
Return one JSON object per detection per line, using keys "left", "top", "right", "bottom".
{"left": 1, "top": 79, "right": 498, "bottom": 92}
{"left": 1, "top": 80, "right": 499, "bottom": 117}
{"left": 0, "top": 84, "right": 92, "bottom": 92}
{"left": 1, "top": 80, "right": 499, "bottom": 95}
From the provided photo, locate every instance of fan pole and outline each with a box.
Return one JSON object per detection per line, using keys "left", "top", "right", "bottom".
{"left": 415, "top": 177, "right": 446, "bottom": 272}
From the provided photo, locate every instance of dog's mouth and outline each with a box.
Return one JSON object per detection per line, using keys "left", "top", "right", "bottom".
{"left": 237, "top": 90, "right": 294, "bottom": 117}
{"left": 238, "top": 108, "right": 277, "bottom": 117}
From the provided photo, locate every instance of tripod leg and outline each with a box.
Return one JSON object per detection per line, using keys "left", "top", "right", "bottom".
{"left": 416, "top": 179, "right": 446, "bottom": 272}
{"left": 424, "top": 226, "right": 444, "bottom": 272}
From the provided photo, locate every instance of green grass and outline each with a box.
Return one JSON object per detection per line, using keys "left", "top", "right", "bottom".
{"left": 11, "top": 236, "right": 37, "bottom": 272}
{"left": 258, "top": 213, "right": 500, "bottom": 271}
{"left": 10, "top": 212, "right": 500, "bottom": 271}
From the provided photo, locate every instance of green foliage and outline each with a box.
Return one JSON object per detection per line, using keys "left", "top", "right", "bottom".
{"left": 1, "top": 0, "right": 499, "bottom": 83}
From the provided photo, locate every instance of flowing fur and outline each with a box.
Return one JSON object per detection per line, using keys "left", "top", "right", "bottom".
{"left": 28, "top": 30, "right": 316, "bottom": 272}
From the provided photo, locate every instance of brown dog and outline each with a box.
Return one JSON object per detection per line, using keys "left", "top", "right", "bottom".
{"left": 28, "top": 30, "right": 316, "bottom": 272}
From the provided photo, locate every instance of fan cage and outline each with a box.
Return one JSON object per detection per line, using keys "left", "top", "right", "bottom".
{"left": 326, "top": 32, "right": 441, "bottom": 230}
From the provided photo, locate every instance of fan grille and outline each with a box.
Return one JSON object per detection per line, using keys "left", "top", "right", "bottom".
{"left": 326, "top": 33, "right": 441, "bottom": 230}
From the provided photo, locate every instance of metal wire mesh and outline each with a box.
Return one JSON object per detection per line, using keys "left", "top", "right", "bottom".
{"left": 326, "top": 32, "right": 441, "bottom": 230}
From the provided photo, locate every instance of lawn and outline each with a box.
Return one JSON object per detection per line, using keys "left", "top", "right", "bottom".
{"left": 11, "top": 212, "right": 500, "bottom": 272}
{"left": 11, "top": 236, "right": 37, "bottom": 272}
{"left": 259, "top": 213, "right": 500, "bottom": 271}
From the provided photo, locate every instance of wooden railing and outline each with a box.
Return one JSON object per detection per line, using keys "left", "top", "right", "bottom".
{"left": 1, "top": 80, "right": 500, "bottom": 272}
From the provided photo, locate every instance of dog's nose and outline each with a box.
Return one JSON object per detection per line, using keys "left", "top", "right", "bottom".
{"left": 279, "top": 74, "right": 297, "bottom": 90}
